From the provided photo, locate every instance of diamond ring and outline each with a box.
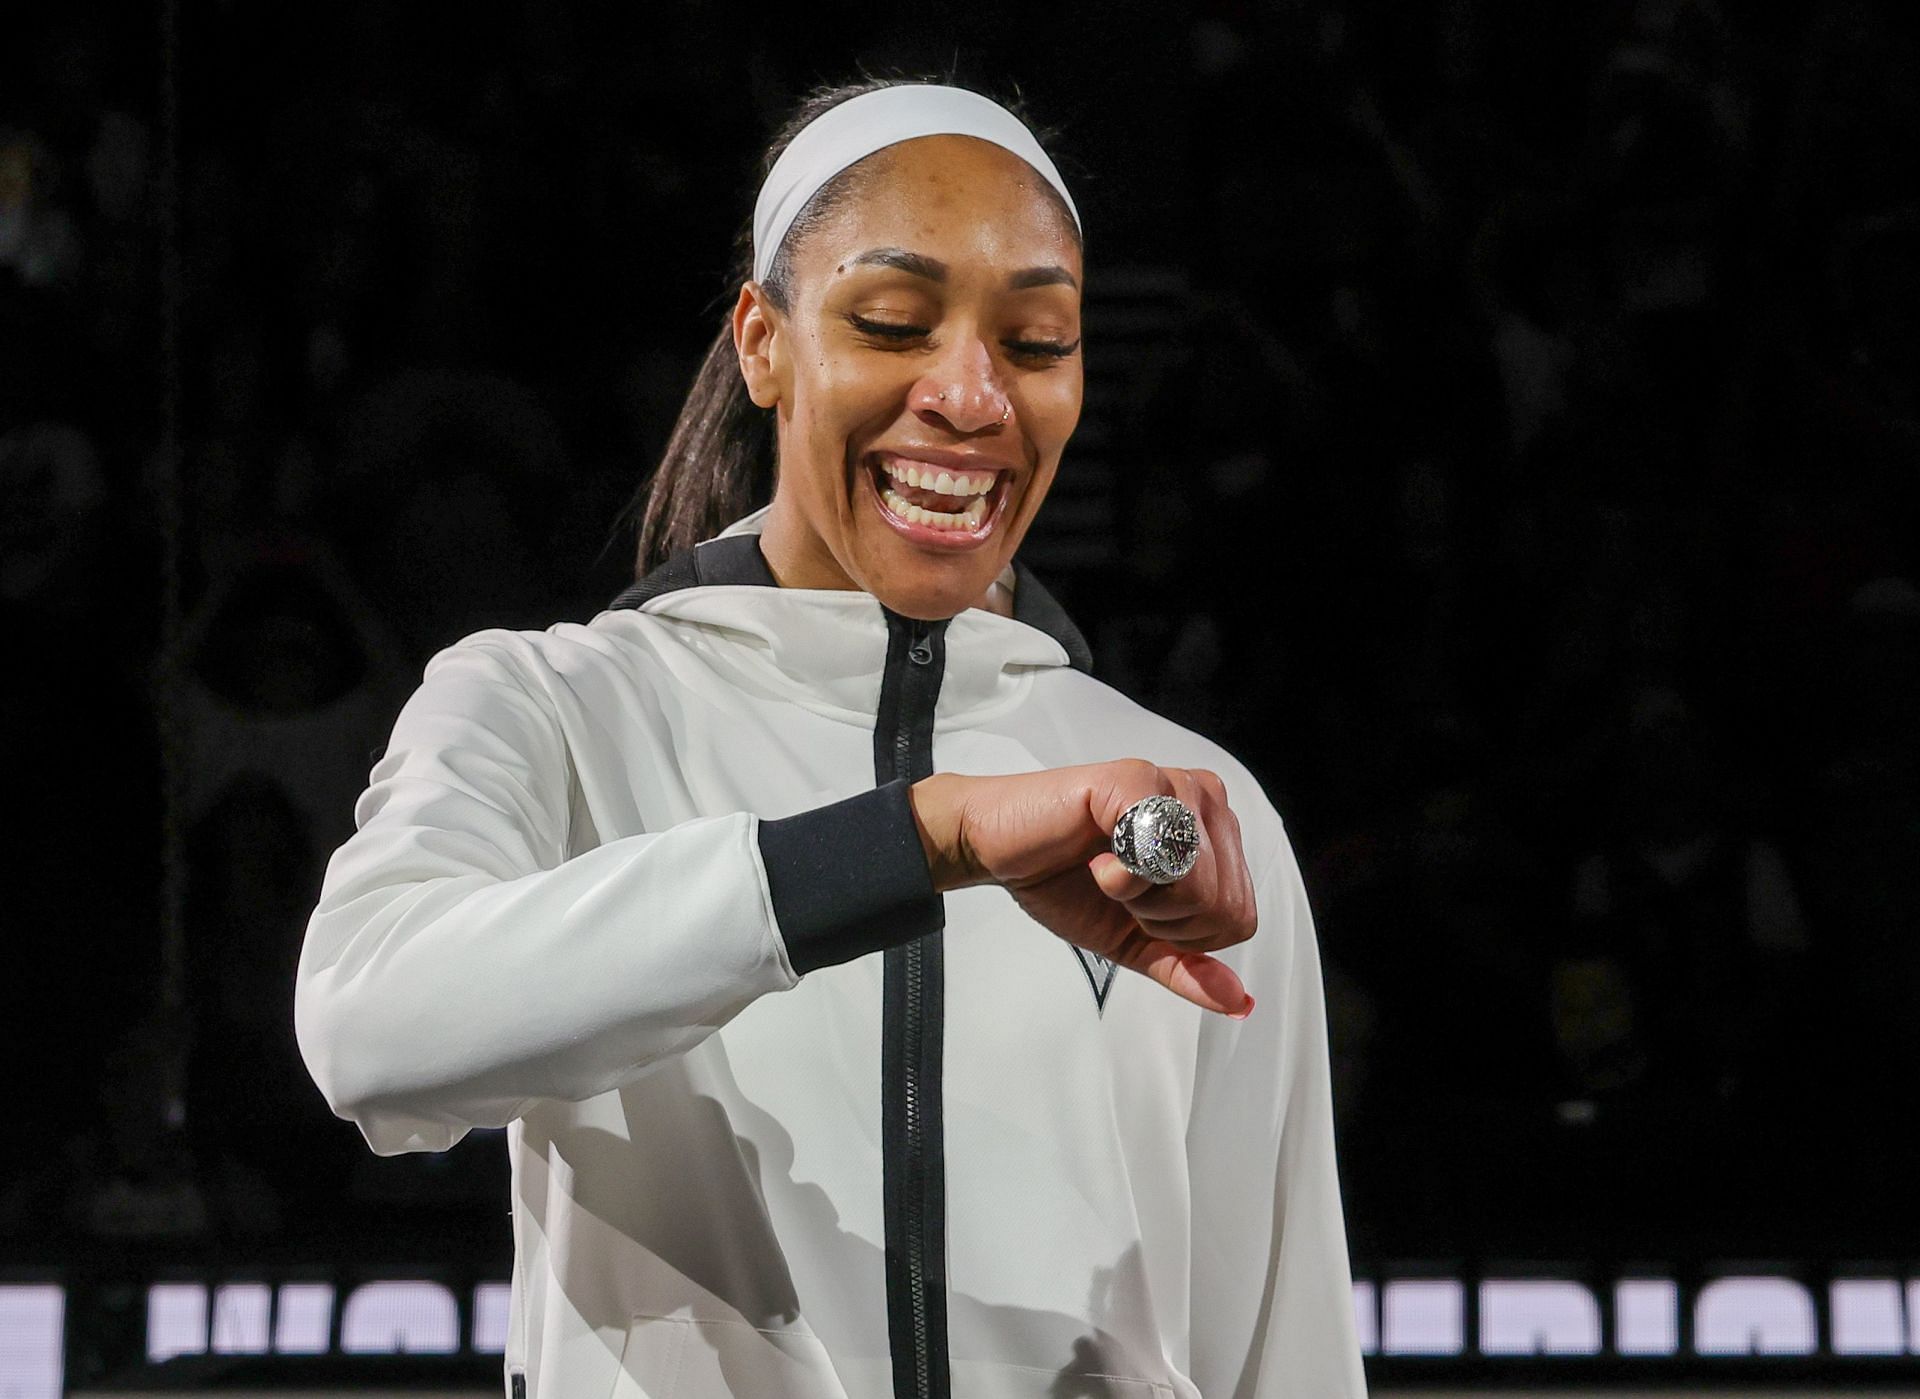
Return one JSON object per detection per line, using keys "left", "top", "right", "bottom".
{"left": 1110, "top": 794, "right": 1201, "bottom": 884}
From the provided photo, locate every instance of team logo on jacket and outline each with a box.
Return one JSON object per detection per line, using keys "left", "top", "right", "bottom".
{"left": 1072, "top": 946, "right": 1118, "bottom": 1014}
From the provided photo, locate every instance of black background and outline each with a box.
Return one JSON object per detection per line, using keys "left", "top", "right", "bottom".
{"left": 5, "top": 0, "right": 1917, "bottom": 1300}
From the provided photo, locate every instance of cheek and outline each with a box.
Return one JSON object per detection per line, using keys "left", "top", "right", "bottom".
{"left": 794, "top": 356, "right": 912, "bottom": 481}
{"left": 1027, "top": 368, "right": 1084, "bottom": 447}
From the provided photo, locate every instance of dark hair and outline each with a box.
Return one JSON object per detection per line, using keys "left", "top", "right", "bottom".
{"left": 617, "top": 70, "right": 1081, "bottom": 578}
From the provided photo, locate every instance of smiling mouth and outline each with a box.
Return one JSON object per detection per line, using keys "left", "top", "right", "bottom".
{"left": 863, "top": 453, "right": 1011, "bottom": 542}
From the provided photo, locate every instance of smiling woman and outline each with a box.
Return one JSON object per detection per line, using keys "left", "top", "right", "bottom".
{"left": 738, "top": 125, "right": 1083, "bottom": 619}
{"left": 295, "top": 73, "right": 1365, "bottom": 1399}
{"left": 630, "top": 79, "right": 1088, "bottom": 622}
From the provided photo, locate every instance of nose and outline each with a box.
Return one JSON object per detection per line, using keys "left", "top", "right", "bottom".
{"left": 908, "top": 332, "right": 1011, "bottom": 433}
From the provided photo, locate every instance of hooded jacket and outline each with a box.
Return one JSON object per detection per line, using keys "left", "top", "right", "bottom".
{"left": 294, "top": 505, "right": 1367, "bottom": 1399}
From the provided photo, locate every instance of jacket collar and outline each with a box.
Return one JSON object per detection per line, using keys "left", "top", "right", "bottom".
{"left": 598, "top": 504, "right": 1093, "bottom": 724}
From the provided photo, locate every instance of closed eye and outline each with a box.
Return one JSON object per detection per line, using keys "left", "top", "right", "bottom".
{"left": 846, "top": 313, "right": 926, "bottom": 341}
{"left": 1005, "top": 337, "right": 1080, "bottom": 361}
{"left": 846, "top": 314, "right": 1080, "bottom": 362}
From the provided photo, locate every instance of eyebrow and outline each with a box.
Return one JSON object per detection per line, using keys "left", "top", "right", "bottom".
{"left": 1008, "top": 264, "right": 1079, "bottom": 290}
{"left": 848, "top": 246, "right": 1079, "bottom": 291}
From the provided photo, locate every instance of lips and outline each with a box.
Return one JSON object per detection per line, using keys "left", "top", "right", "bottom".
{"left": 870, "top": 446, "right": 1021, "bottom": 477}
{"left": 862, "top": 452, "right": 1012, "bottom": 547}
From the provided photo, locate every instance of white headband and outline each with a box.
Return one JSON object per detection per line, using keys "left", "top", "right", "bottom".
{"left": 751, "top": 83, "right": 1081, "bottom": 286}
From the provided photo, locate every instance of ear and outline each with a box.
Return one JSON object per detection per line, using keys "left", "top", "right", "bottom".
{"left": 733, "top": 282, "right": 784, "bottom": 409}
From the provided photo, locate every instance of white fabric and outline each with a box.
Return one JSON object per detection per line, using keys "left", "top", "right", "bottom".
{"left": 294, "top": 506, "right": 1366, "bottom": 1399}
{"left": 752, "top": 84, "right": 1082, "bottom": 285}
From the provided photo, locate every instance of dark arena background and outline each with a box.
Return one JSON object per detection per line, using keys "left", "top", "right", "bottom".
{"left": 5, "top": 1, "right": 1918, "bottom": 1395}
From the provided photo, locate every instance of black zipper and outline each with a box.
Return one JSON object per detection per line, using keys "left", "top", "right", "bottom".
{"left": 876, "top": 608, "right": 950, "bottom": 1399}
{"left": 602, "top": 532, "right": 1099, "bottom": 1398}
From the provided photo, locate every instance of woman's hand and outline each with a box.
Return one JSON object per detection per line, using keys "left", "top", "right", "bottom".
{"left": 909, "top": 761, "right": 1257, "bottom": 1017}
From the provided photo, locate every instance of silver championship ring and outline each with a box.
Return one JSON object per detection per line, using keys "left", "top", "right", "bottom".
{"left": 1110, "top": 794, "right": 1201, "bottom": 884}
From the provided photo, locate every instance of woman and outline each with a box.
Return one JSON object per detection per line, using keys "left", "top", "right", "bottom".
{"left": 295, "top": 76, "right": 1366, "bottom": 1399}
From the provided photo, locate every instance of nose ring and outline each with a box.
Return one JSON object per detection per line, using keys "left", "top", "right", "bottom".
{"left": 931, "top": 391, "right": 1009, "bottom": 423}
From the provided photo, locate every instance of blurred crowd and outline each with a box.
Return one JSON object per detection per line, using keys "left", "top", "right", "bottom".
{"left": 3, "top": 0, "right": 1915, "bottom": 1261}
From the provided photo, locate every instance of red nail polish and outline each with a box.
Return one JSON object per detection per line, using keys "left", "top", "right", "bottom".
{"left": 1229, "top": 995, "right": 1255, "bottom": 1020}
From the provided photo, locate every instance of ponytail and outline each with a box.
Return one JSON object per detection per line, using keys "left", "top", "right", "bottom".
{"left": 630, "top": 306, "right": 773, "bottom": 575}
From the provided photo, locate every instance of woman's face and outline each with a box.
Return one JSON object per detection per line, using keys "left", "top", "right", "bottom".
{"left": 736, "top": 134, "right": 1084, "bottom": 620}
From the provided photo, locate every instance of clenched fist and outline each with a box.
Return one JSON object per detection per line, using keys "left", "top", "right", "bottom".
{"left": 909, "top": 759, "right": 1258, "bottom": 1017}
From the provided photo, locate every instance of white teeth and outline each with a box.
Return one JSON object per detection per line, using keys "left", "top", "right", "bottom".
{"left": 879, "top": 457, "right": 996, "bottom": 497}
{"left": 881, "top": 484, "right": 991, "bottom": 532}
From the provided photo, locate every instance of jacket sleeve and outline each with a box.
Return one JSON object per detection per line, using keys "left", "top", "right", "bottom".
{"left": 294, "top": 632, "right": 942, "bottom": 1157}
{"left": 1185, "top": 818, "right": 1368, "bottom": 1398}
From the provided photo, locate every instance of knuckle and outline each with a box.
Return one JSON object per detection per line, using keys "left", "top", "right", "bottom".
{"left": 1196, "top": 926, "right": 1248, "bottom": 955}
{"left": 1199, "top": 855, "right": 1223, "bottom": 901}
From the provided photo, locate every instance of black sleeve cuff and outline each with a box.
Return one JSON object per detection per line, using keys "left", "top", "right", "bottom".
{"left": 756, "top": 777, "right": 946, "bottom": 976}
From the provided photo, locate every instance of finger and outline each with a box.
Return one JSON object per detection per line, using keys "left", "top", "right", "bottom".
{"left": 1089, "top": 849, "right": 1153, "bottom": 903}
{"left": 1085, "top": 759, "right": 1177, "bottom": 849}
{"left": 1185, "top": 769, "right": 1255, "bottom": 942}
{"left": 1180, "top": 767, "right": 1255, "bottom": 943}
{"left": 1100, "top": 768, "right": 1221, "bottom": 923}
{"left": 1092, "top": 851, "right": 1240, "bottom": 957}
{"left": 1112, "top": 926, "right": 1255, "bottom": 1018}
{"left": 1162, "top": 767, "right": 1222, "bottom": 910}
{"left": 1215, "top": 796, "right": 1258, "bottom": 939}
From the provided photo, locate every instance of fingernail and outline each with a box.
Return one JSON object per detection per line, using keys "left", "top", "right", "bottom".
{"left": 1228, "top": 995, "right": 1255, "bottom": 1020}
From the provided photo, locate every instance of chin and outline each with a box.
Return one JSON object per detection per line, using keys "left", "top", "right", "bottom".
{"left": 862, "top": 552, "right": 1000, "bottom": 621}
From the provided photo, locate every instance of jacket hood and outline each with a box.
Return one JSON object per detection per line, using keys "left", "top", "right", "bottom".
{"left": 593, "top": 503, "right": 1096, "bottom": 726}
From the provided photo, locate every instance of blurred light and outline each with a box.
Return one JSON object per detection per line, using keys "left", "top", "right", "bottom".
{"left": 1696, "top": 1277, "right": 1818, "bottom": 1355}
{"left": 1480, "top": 1279, "right": 1603, "bottom": 1354}
{"left": 1353, "top": 1280, "right": 1379, "bottom": 1355}
{"left": 1831, "top": 1279, "right": 1905, "bottom": 1354}
{"left": 472, "top": 1281, "right": 511, "bottom": 1354}
{"left": 1616, "top": 1278, "right": 1680, "bottom": 1355}
{"left": 1555, "top": 1098, "right": 1599, "bottom": 1125}
{"left": 0, "top": 1285, "right": 64, "bottom": 1399}
{"left": 273, "top": 1282, "right": 334, "bottom": 1354}
{"left": 146, "top": 1282, "right": 206, "bottom": 1362}
{"left": 1384, "top": 1278, "right": 1465, "bottom": 1355}
{"left": 4, "top": 1260, "right": 1908, "bottom": 1381}
{"left": 339, "top": 1280, "right": 459, "bottom": 1354}
{"left": 210, "top": 1283, "right": 270, "bottom": 1354}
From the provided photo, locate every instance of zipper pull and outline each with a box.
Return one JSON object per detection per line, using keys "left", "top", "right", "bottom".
{"left": 908, "top": 619, "right": 932, "bottom": 666}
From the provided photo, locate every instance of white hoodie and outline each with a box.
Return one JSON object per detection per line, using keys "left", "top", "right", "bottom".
{"left": 294, "top": 505, "right": 1367, "bottom": 1399}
